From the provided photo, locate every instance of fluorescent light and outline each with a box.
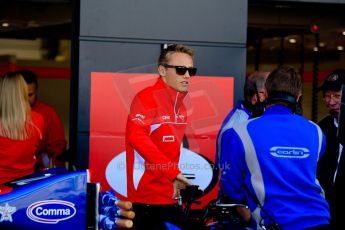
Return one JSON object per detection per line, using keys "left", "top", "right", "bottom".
{"left": 288, "top": 38, "right": 297, "bottom": 44}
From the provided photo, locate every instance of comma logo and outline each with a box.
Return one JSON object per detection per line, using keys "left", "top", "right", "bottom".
{"left": 26, "top": 200, "right": 76, "bottom": 224}
{"left": 270, "top": 146, "right": 310, "bottom": 158}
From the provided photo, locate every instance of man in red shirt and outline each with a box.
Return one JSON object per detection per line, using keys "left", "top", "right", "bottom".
{"left": 126, "top": 44, "right": 196, "bottom": 229}
{"left": 19, "top": 70, "right": 67, "bottom": 170}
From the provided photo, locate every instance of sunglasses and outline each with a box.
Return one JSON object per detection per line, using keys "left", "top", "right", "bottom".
{"left": 162, "top": 64, "right": 197, "bottom": 77}
{"left": 324, "top": 92, "right": 341, "bottom": 101}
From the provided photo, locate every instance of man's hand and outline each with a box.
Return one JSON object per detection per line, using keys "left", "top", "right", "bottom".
{"left": 114, "top": 200, "right": 135, "bottom": 228}
{"left": 236, "top": 206, "right": 251, "bottom": 222}
{"left": 172, "top": 173, "right": 192, "bottom": 199}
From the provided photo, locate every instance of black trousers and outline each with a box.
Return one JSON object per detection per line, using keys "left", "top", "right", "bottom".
{"left": 132, "top": 203, "right": 184, "bottom": 230}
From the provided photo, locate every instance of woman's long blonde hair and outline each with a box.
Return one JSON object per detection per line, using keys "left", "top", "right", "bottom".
{"left": 0, "top": 72, "right": 32, "bottom": 140}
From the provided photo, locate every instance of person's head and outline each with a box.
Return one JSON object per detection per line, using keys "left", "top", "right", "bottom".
{"left": 265, "top": 65, "right": 302, "bottom": 108}
{"left": 244, "top": 71, "right": 270, "bottom": 117}
{"left": 16, "top": 70, "right": 39, "bottom": 106}
{"left": 157, "top": 44, "right": 196, "bottom": 92}
{"left": 244, "top": 71, "right": 270, "bottom": 105}
{"left": 0, "top": 72, "right": 31, "bottom": 140}
{"left": 320, "top": 69, "right": 345, "bottom": 119}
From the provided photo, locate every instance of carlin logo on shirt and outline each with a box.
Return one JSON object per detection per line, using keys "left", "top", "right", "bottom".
{"left": 270, "top": 146, "right": 310, "bottom": 158}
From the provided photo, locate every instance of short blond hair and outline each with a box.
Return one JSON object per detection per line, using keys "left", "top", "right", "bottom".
{"left": 158, "top": 44, "right": 194, "bottom": 66}
{"left": 0, "top": 72, "right": 32, "bottom": 140}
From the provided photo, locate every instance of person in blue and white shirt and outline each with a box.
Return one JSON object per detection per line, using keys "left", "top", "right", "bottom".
{"left": 216, "top": 71, "right": 269, "bottom": 167}
{"left": 219, "top": 65, "right": 330, "bottom": 230}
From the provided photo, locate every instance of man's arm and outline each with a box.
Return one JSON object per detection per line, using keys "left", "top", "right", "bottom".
{"left": 126, "top": 95, "right": 180, "bottom": 181}
{"left": 45, "top": 108, "right": 67, "bottom": 166}
{"left": 219, "top": 128, "right": 251, "bottom": 221}
{"left": 219, "top": 129, "right": 251, "bottom": 221}
{"left": 219, "top": 129, "right": 247, "bottom": 203}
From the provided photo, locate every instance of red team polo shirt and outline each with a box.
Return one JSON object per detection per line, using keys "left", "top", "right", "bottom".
{"left": 126, "top": 78, "right": 188, "bottom": 204}
{"left": 0, "top": 111, "right": 44, "bottom": 184}
{"left": 31, "top": 100, "right": 66, "bottom": 166}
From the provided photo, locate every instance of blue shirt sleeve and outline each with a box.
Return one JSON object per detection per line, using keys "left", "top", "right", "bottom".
{"left": 219, "top": 128, "right": 247, "bottom": 202}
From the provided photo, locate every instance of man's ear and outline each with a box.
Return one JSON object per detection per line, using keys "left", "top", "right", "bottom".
{"left": 250, "top": 94, "right": 258, "bottom": 105}
{"left": 296, "top": 93, "right": 302, "bottom": 102}
{"left": 158, "top": 65, "right": 166, "bottom": 77}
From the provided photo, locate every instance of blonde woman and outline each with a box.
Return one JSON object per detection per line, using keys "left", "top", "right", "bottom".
{"left": 0, "top": 72, "right": 44, "bottom": 184}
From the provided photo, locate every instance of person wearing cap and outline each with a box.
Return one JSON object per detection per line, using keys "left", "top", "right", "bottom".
{"left": 317, "top": 69, "right": 345, "bottom": 230}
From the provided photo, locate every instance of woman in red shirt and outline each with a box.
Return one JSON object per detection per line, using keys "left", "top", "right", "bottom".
{"left": 0, "top": 72, "right": 44, "bottom": 184}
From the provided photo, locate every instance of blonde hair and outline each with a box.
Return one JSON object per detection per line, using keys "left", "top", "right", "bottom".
{"left": 158, "top": 44, "right": 194, "bottom": 66}
{"left": 0, "top": 72, "right": 32, "bottom": 140}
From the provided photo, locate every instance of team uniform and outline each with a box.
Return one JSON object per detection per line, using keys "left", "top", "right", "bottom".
{"left": 0, "top": 111, "right": 44, "bottom": 184}
{"left": 220, "top": 105, "right": 330, "bottom": 230}
{"left": 126, "top": 78, "right": 187, "bottom": 204}
{"left": 125, "top": 78, "right": 188, "bottom": 229}
{"left": 216, "top": 100, "right": 251, "bottom": 165}
{"left": 216, "top": 100, "right": 252, "bottom": 205}
{"left": 32, "top": 100, "right": 66, "bottom": 168}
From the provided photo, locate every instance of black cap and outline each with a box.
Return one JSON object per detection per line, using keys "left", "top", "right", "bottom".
{"left": 319, "top": 69, "right": 345, "bottom": 92}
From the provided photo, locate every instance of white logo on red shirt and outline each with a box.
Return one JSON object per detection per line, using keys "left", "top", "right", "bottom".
{"left": 163, "top": 136, "right": 175, "bottom": 142}
{"left": 135, "top": 114, "right": 145, "bottom": 120}
{"left": 162, "top": 115, "right": 171, "bottom": 120}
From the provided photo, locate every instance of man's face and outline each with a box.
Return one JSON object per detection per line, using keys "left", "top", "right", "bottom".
{"left": 323, "top": 90, "right": 342, "bottom": 118}
{"left": 159, "top": 52, "right": 194, "bottom": 92}
{"left": 27, "top": 83, "right": 37, "bottom": 107}
{"left": 251, "top": 90, "right": 267, "bottom": 105}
